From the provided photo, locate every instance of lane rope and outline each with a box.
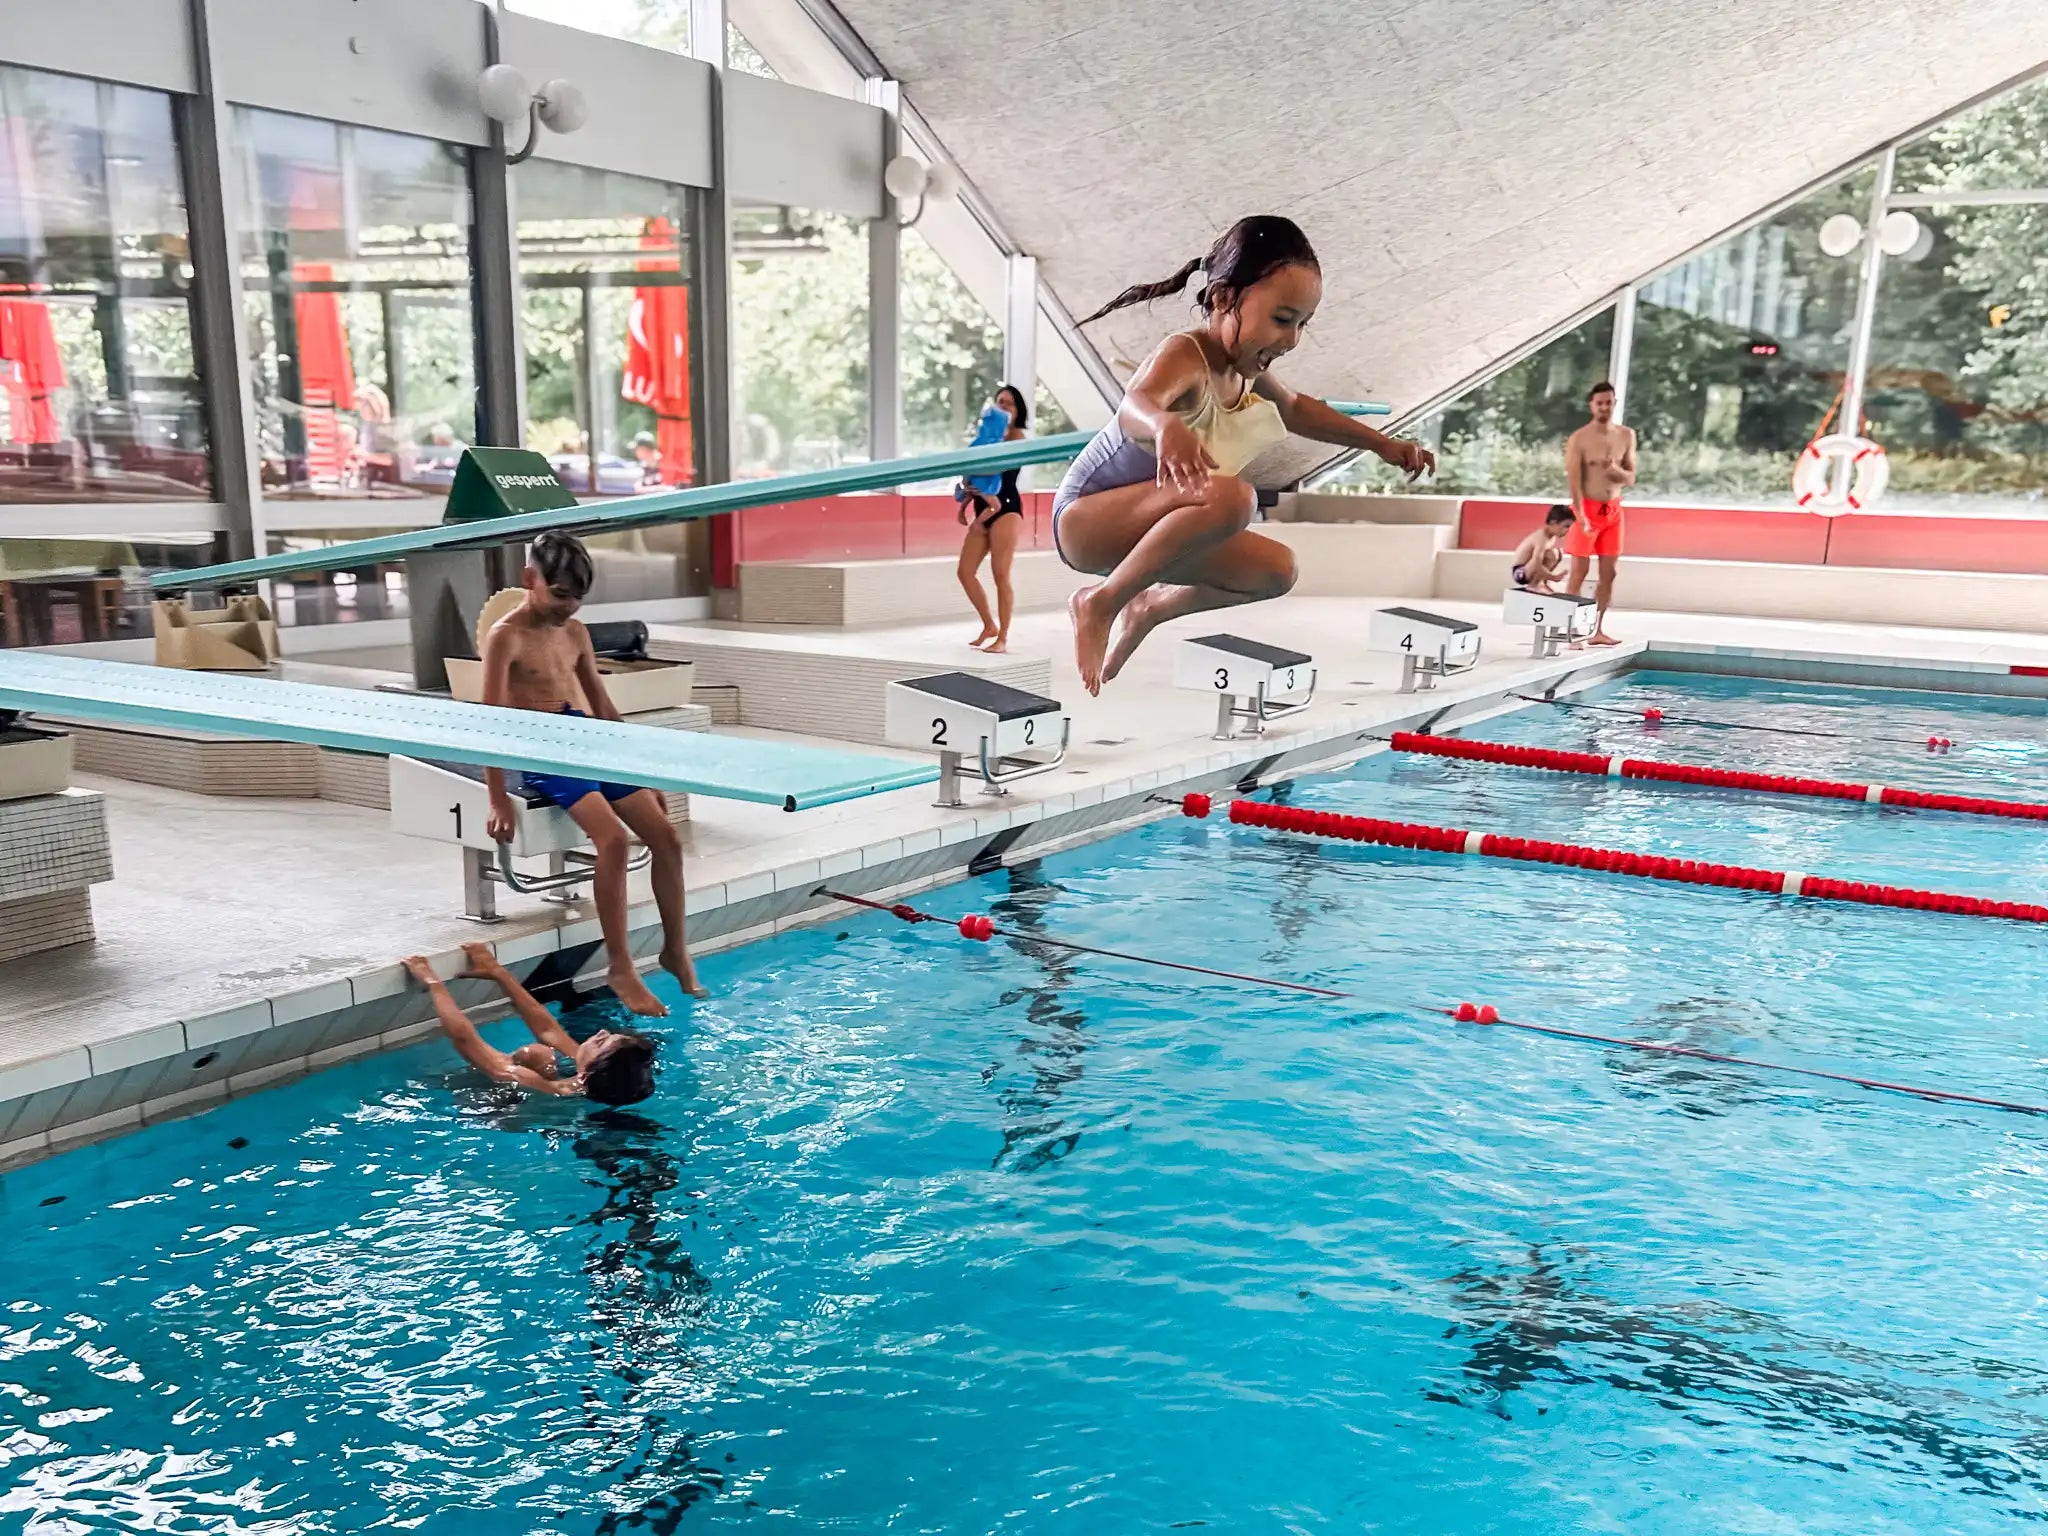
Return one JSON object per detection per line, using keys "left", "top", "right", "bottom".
{"left": 1391, "top": 731, "right": 2048, "bottom": 821}
{"left": 814, "top": 879, "right": 2048, "bottom": 1119}
{"left": 1224, "top": 797, "right": 2048, "bottom": 923}
{"left": 1514, "top": 692, "right": 1958, "bottom": 751}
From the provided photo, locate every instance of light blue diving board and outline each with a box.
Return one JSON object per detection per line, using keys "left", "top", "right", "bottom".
{"left": 0, "top": 653, "right": 936, "bottom": 812}
{"left": 153, "top": 402, "right": 1391, "bottom": 591}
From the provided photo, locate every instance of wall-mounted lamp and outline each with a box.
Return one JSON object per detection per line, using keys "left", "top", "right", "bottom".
{"left": 883, "top": 153, "right": 959, "bottom": 227}
{"left": 478, "top": 64, "right": 589, "bottom": 165}
{"left": 1817, "top": 209, "right": 1930, "bottom": 262}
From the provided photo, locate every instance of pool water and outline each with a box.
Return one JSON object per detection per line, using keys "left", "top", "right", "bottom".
{"left": 7, "top": 673, "right": 2048, "bottom": 1533}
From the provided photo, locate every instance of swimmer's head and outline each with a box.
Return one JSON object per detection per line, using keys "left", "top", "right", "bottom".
{"left": 525, "top": 531, "right": 594, "bottom": 622}
{"left": 1078, "top": 215, "right": 1322, "bottom": 377}
{"left": 509, "top": 1042, "right": 560, "bottom": 1081}
{"left": 575, "top": 1029, "right": 657, "bottom": 1106}
{"left": 1587, "top": 380, "right": 1616, "bottom": 424}
{"left": 1545, "top": 504, "right": 1576, "bottom": 529}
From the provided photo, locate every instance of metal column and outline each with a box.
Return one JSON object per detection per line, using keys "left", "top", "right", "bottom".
{"left": 1839, "top": 146, "right": 1898, "bottom": 451}
{"left": 866, "top": 77, "right": 903, "bottom": 464}
{"left": 1003, "top": 253, "right": 1038, "bottom": 396}
{"left": 690, "top": 0, "right": 734, "bottom": 488}
{"left": 1606, "top": 283, "right": 1637, "bottom": 423}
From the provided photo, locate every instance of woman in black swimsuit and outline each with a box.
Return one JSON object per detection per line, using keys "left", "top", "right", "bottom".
{"left": 958, "top": 383, "right": 1029, "bottom": 653}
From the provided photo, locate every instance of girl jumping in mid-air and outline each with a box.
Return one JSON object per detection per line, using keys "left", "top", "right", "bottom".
{"left": 1053, "top": 215, "right": 1435, "bottom": 693}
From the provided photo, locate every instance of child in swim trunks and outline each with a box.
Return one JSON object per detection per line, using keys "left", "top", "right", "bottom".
{"left": 405, "top": 944, "right": 657, "bottom": 1104}
{"left": 1511, "top": 505, "right": 1576, "bottom": 592}
{"left": 1053, "top": 215, "right": 1436, "bottom": 694}
{"left": 481, "top": 531, "right": 700, "bottom": 1016}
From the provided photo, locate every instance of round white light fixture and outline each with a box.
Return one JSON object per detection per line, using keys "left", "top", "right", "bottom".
{"left": 478, "top": 63, "right": 533, "bottom": 126}
{"left": 1818, "top": 213, "right": 1864, "bottom": 259}
{"left": 882, "top": 154, "right": 929, "bottom": 201}
{"left": 1878, "top": 209, "right": 1924, "bottom": 257}
{"left": 536, "top": 79, "right": 589, "bottom": 134}
{"left": 923, "top": 162, "right": 961, "bottom": 204}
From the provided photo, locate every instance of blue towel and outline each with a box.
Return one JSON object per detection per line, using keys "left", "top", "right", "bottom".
{"left": 960, "top": 401, "right": 1009, "bottom": 497}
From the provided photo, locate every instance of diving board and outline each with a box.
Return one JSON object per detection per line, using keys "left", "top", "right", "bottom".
{"left": 153, "top": 402, "right": 1392, "bottom": 592}
{"left": 0, "top": 653, "right": 935, "bottom": 812}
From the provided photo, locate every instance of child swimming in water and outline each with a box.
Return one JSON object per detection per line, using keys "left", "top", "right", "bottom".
{"left": 1054, "top": 215, "right": 1435, "bottom": 693}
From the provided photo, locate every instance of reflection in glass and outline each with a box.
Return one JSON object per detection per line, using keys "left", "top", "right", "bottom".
{"left": 1627, "top": 172, "right": 1868, "bottom": 503}
{"left": 517, "top": 160, "right": 701, "bottom": 498}
{"left": 731, "top": 205, "right": 868, "bottom": 475}
{"left": 235, "top": 109, "right": 477, "bottom": 501}
{"left": 1894, "top": 77, "right": 2048, "bottom": 194}
{"left": 1316, "top": 309, "right": 1614, "bottom": 496}
{"left": 505, "top": 0, "right": 688, "bottom": 54}
{"left": 900, "top": 228, "right": 1004, "bottom": 460}
{"left": 0, "top": 64, "right": 209, "bottom": 503}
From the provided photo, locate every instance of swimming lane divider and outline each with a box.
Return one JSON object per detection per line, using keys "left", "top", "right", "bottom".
{"left": 813, "top": 883, "right": 2048, "bottom": 1118}
{"left": 1390, "top": 731, "right": 2045, "bottom": 821}
{"left": 1221, "top": 797, "right": 2048, "bottom": 923}
{"left": 1511, "top": 692, "right": 1960, "bottom": 751}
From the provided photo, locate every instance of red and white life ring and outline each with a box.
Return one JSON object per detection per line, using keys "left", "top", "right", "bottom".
{"left": 1793, "top": 433, "right": 1888, "bottom": 514}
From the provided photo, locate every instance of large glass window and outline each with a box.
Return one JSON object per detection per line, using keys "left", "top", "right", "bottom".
{"left": 517, "top": 160, "right": 701, "bottom": 497}
{"left": 506, "top": 0, "right": 687, "bottom": 53}
{"left": 0, "top": 65, "right": 209, "bottom": 503}
{"left": 900, "top": 228, "right": 1003, "bottom": 460}
{"left": 1870, "top": 82, "right": 2048, "bottom": 514}
{"left": 1315, "top": 308, "right": 1614, "bottom": 496}
{"left": 235, "top": 109, "right": 477, "bottom": 502}
{"left": 730, "top": 205, "right": 868, "bottom": 475}
{"left": 1627, "top": 172, "right": 1868, "bottom": 503}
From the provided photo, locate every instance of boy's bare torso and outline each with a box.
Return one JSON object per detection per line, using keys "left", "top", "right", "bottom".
{"left": 491, "top": 613, "right": 586, "bottom": 712}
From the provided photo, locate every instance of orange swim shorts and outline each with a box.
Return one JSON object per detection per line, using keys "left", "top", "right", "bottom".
{"left": 1562, "top": 500, "right": 1622, "bottom": 559}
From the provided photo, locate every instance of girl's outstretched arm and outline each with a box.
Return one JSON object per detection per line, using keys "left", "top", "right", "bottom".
{"left": 1119, "top": 335, "right": 1221, "bottom": 495}
{"left": 1255, "top": 376, "right": 1436, "bottom": 480}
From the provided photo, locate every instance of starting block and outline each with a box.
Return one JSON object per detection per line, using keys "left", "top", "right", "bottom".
{"left": 1174, "top": 634, "right": 1316, "bottom": 739}
{"left": 884, "top": 672, "right": 1069, "bottom": 808}
{"left": 1502, "top": 587, "right": 1597, "bottom": 657}
{"left": 1367, "top": 607, "right": 1481, "bottom": 693}
{"left": 389, "top": 755, "right": 651, "bottom": 921}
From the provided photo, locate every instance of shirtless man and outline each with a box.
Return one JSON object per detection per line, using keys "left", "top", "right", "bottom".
{"left": 1563, "top": 381, "right": 1636, "bottom": 646}
{"left": 482, "top": 531, "right": 701, "bottom": 1016}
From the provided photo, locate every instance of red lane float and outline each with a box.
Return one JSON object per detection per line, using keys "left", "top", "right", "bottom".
{"left": 1388, "top": 731, "right": 2048, "bottom": 822}
{"left": 1226, "top": 798, "right": 2048, "bottom": 924}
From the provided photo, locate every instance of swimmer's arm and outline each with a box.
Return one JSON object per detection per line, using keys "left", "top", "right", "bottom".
{"left": 1565, "top": 434, "right": 1586, "bottom": 513}
{"left": 412, "top": 962, "right": 572, "bottom": 1094}
{"left": 479, "top": 625, "right": 516, "bottom": 812}
{"left": 1120, "top": 335, "right": 1216, "bottom": 491}
{"left": 569, "top": 621, "right": 623, "bottom": 724}
{"left": 1612, "top": 429, "right": 1638, "bottom": 487}
{"left": 469, "top": 950, "right": 582, "bottom": 1057}
{"left": 1256, "top": 380, "right": 1434, "bottom": 478}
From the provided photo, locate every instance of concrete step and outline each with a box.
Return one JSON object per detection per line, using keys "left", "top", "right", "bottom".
{"left": 737, "top": 550, "right": 1085, "bottom": 626}
{"left": 1433, "top": 547, "right": 2048, "bottom": 634}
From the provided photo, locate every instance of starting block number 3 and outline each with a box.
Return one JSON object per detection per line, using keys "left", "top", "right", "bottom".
{"left": 1214, "top": 663, "right": 1304, "bottom": 693}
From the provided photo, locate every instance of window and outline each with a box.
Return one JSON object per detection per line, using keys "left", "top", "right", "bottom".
{"left": 727, "top": 26, "right": 778, "bottom": 78}
{"left": 0, "top": 65, "right": 209, "bottom": 503}
{"left": 1871, "top": 82, "right": 2048, "bottom": 513}
{"left": 900, "top": 228, "right": 1004, "bottom": 461}
{"left": 1627, "top": 172, "right": 1869, "bottom": 503}
{"left": 1315, "top": 308, "right": 1614, "bottom": 496}
{"left": 730, "top": 205, "right": 868, "bottom": 475}
{"left": 234, "top": 110, "right": 478, "bottom": 503}
{"left": 517, "top": 160, "right": 701, "bottom": 497}
{"left": 506, "top": 0, "right": 688, "bottom": 54}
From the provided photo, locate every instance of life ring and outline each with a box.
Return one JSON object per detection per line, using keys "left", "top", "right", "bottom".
{"left": 1793, "top": 433, "right": 1888, "bottom": 514}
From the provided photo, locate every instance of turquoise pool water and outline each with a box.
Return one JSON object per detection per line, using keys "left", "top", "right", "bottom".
{"left": 6, "top": 672, "right": 2048, "bottom": 1533}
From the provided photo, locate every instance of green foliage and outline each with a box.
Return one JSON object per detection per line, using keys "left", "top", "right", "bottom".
{"left": 732, "top": 212, "right": 870, "bottom": 471}
{"left": 900, "top": 232, "right": 1004, "bottom": 456}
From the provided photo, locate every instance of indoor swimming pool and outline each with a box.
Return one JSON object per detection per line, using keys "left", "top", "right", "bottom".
{"left": 5, "top": 672, "right": 2048, "bottom": 1533}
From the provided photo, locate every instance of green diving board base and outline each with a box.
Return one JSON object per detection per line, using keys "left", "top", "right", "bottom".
{"left": 0, "top": 653, "right": 936, "bottom": 812}
{"left": 152, "top": 402, "right": 1391, "bottom": 592}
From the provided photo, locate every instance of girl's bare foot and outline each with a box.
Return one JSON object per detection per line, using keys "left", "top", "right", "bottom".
{"left": 608, "top": 962, "right": 670, "bottom": 1018}
{"left": 661, "top": 947, "right": 708, "bottom": 1000}
{"left": 1103, "top": 589, "right": 1167, "bottom": 684}
{"left": 1070, "top": 585, "right": 1116, "bottom": 696}
{"left": 982, "top": 637, "right": 1008, "bottom": 655}
{"left": 968, "top": 626, "right": 997, "bottom": 649}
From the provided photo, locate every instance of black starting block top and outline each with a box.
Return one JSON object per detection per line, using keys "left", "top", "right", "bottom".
{"left": 897, "top": 671, "right": 1060, "bottom": 720}
{"left": 1379, "top": 606, "right": 1478, "bottom": 633}
{"left": 1188, "top": 633, "right": 1313, "bottom": 668}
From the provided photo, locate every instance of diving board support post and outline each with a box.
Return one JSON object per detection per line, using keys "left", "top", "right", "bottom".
{"left": 885, "top": 672, "right": 1068, "bottom": 809}
{"left": 1174, "top": 634, "right": 1316, "bottom": 739}
{"left": 1367, "top": 607, "right": 1480, "bottom": 693}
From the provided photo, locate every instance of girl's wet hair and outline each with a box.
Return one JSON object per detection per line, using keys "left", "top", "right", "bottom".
{"left": 996, "top": 382, "right": 1029, "bottom": 429}
{"left": 1079, "top": 215, "right": 1320, "bottom": 325}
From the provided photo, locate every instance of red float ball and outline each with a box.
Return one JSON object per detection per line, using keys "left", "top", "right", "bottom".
{"left": 1183, "top": 792, "right": 1212, "bottom": 818}
{"left": 1644, "top": 708, "right": 1665, "bottom": 723}
{"left": 1476, "top": 1004, "right": 1500, "bottom": 1024}
{"left": 959, "top": 914, "right": 995, "bottom": 942}
{"left": 1454, "top": 1002, "right": 1480, "bottom": 1022}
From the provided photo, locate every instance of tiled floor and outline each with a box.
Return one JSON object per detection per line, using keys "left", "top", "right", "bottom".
{"left": 7, "top": 592, "right": 2048, "bottom": 1118}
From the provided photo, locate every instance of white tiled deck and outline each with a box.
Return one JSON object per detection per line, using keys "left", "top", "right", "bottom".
{"left": 4, "top": 594, "right": 2048, "bottom": 1167}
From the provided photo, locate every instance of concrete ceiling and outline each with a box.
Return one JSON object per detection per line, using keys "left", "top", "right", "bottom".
{"left": 834, "top": 0, "right": 2048, "bottom": 478}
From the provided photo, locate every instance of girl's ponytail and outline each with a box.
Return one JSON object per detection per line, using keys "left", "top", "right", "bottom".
{"left": 1077, "top": 256, "right": 1203, "bottom": 325}
{"left": 1078, "top": 217, "right": 1319, "bottom": 327}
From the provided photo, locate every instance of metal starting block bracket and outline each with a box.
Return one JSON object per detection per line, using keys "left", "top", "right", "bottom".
{"left": 1368, "top": 606, "right": 1481, "bottom": 692}
{"left": 1174, "top": 633, "right": 1316, "bottom": 739}
{"left": 884, "top": 671, "right": 1069, "bottom": 808}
